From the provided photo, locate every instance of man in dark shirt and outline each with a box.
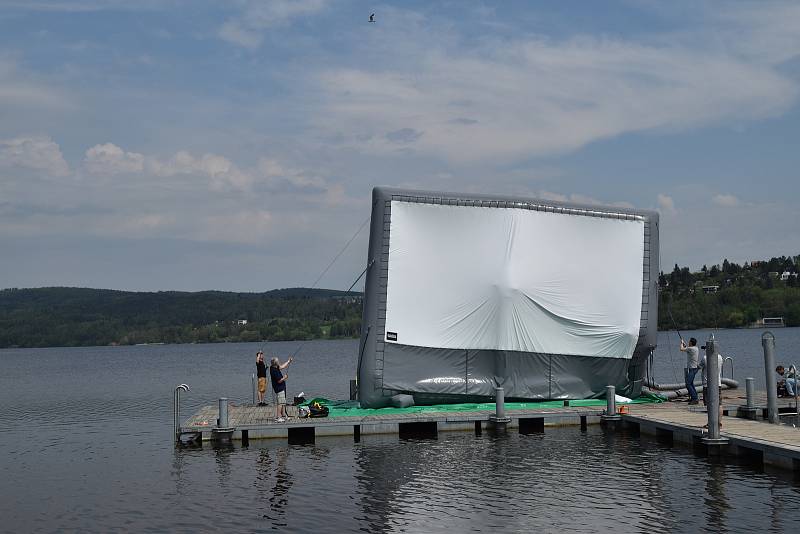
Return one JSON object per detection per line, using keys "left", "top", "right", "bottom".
{"left": 270, "top": 356, "right": 293, "bottom": 422}
{"left": 256, "top": 351, "right": 267, "bottom": 406}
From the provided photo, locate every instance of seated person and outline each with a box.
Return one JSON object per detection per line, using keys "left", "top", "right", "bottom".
{"left": 776, "top": 365, "right": 797, "bottom": 397}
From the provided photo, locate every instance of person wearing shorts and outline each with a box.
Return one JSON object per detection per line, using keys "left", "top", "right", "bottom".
{"left": 270, "top": 356, "right": 293, "bottom": 422}
{"left": 256, "top": 351, "right": 267, "bottom": 406}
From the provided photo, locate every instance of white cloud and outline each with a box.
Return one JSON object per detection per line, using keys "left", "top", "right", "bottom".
{"left": 0, "top": 135, "right": 70, "bottom": 177}
{"left": 81, "top": 144, "right": 254, "bottom": 191}
{"left": 84, "top": 143, "right": 144, "bottom": 174}
{"left": 710, "top": 2, "right": 800, "bottom": 65}
{"left": 0, "top": 58, "right": 70, "bottom": 110}
{"left": 218, "top": 21, "right": 264, "bottom": 49}
{"left": 0, "top": 1, "right": 170, "bottom": 12}
{"left": 218, "top": 0, "right": 328, "bottom": 49}
{"left": 201, "top": 210, "right": 274, "bottom": 244}
{"left": 314, "top": 16, "right": 798, "bottom": 164}
{"left": 529, "top": 190, "right": 633, "bottom": 209}
{"left": 712, "top": 193, "right": 740, "bottom": 207}
{"left": 659, "top": 199, "right": 800, "bottom": 271}
{"left": 657, "top": 193, "right": 676, "bottom": 214}
{"left": 77, "top": 142, "right": 343, "bottom": 200}
{"left": 151, "top": 151, "right": 253, "bottom": 191}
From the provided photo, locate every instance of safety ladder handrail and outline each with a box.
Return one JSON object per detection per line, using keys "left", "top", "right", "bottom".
{"left": 722, "top": 356, "right": 734, "bottom": 382}
{"left": 173, "top": 384, "right": 190, "bottom": 443}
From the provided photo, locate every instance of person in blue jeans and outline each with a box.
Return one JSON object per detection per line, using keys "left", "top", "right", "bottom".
{"left": 270, "top": 356, "right": 293, "bottom": 422}
{"left": 680, "top": 337, "right": 700, "bottom": 405}
{"left": 776, "top": 365, "right": 797, "bottom": 396}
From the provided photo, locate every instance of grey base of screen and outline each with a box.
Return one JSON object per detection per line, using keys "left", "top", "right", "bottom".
{"left": 358, "top": 342, "right": 648, "bottom": 408}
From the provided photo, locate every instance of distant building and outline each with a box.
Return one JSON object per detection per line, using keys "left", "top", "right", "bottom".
{"left": 702, "top": 285, "right": 720, "bottom": 293}
{"left": 236, "top": 319, "right": 248, "bottom": 326}
{"left": 780, "top": 271, "right": 797, "bottom": 281}
{"left": 332, "top": 295, "right": 363, "bottom": 304}
{"left": 769, "top": 271, "right": 780, "bottom": 278}
{"left": 752, "top": 317, "right": 785, "bottom": 328}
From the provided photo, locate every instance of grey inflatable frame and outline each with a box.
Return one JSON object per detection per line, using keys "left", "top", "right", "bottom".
{"left": 357, "top": 187, "right": 659, "bottom": 408}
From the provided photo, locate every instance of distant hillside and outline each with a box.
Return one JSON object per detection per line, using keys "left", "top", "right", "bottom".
{"left": 0, "top": 287, "right": 362, "bottom": 348}
{"left": 658, "top": 254, "right": 800, "bottom": 330}
{"left": 5, "top": 252, "right": 799, "bottom": 348}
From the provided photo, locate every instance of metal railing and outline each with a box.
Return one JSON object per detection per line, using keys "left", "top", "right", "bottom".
{"left": 173, "top": 383, "right": 190, "bottom": 443}
{"left": 722, "top": 356, "right": 734, "bottom": 382}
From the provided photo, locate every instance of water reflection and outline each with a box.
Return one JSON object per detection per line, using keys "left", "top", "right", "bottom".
{"left": 704, "top": 462, "right": 729, "bottom": 531}
{"left": 353, "top": 430, "right": 667, "bottom": 532}
{"left": 213, "top": 443, "right": 234, "bottom": 485}
{"left": 255, "top": 448, "right": 294, "bottom": 527}
{"left": 347, "top": 427, "right": 800, "bottom": 533}
{"left": 6, "top": 339, "right": 800, "bottom": 532}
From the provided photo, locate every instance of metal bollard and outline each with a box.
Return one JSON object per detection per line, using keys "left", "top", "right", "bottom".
{"left": 218, "top": 397, "right": 229, "bottom": 428}
{"left": 705, "top": 335, "right": 722, "bottom": 441}
{"left": 496, "top": 387, "right": 506, "bottom": 420}
{"left": 488, "top": 386, "right": 511, "bottom": 430}
{"left": 702, "top": 335, "right": 728, "bottom": 447}
{"left": 602, "top": 385, "right": 621, "bottom": 422}
{"left": 762, "top": 332, "right": 780, "bottom": 424}
{"left": 746, "top": 377, "right": 755, "bottom": 409}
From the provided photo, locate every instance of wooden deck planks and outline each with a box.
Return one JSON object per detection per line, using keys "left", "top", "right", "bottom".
{"left": 180, "top": 390, "right": 799, "bottom": 464}
{"left": 181, "top": 402, "right": 607, "bottom": 432}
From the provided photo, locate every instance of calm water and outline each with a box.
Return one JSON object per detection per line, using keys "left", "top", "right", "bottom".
{"left": 2, "top": 329, "right": 800, "bottom": 533}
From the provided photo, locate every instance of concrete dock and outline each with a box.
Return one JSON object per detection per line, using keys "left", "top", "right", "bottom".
{"left": 624, "top": 391, "right": 800, "bottom": 470}
{"left": 179, "top": 390, "right": 800, "bottom": 470}
{"left": 180, "top": 402, "right": 605, "bottom": 444}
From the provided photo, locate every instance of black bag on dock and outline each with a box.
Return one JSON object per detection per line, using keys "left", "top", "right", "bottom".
{"left": 309, "top": 401, "right": 329, "bottom": 418}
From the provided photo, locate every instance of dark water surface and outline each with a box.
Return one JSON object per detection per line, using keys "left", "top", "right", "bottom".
{"left": 2, "top": 330, "right": 800, "bottom": 533}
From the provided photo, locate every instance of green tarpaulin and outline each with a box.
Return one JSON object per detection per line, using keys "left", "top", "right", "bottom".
{"left": 302, "top": 392, "right": 663, "bottom": 418}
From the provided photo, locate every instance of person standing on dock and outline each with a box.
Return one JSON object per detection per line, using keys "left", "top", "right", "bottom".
{"left": 270, "top": 356, "right": 293, "bottom": 422}
{"left": 256, "top": 351, "right": 267, "bottom": 406}
{"left": 680, "top": 337, "right": 700, "bottom": 405}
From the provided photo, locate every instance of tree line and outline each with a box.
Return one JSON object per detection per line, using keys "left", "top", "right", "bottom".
{"left": 3, "top": 253, "right": 799, "bottom": 348}
{"left": 0, "top": 287, "right": 362, "bottom": 348}
{"left": 658, "top": 254, "right": 800, "bottom": 330}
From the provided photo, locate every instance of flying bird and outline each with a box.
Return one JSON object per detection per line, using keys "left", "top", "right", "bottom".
{"left": 369, "top": 13, "right": 375, "bottom": 23}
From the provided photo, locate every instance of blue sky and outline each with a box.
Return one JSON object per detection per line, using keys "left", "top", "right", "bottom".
{"left": 1, "top": 0, "right": 799, "bottom": 292}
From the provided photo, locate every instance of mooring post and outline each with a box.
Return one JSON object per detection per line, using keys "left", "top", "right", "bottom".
{"left": 602, "top": 385, "right": 620, "bottom": 423}
{"left": 739, "top": 377, "right": 758, "bottom": 419}
{"left": 489, "top": 386, "right": 511, "bottom": 431}
{"left": 218, "top": 397, "right": 229, "bottom": 428}
{"left": 762, "top": 332, "right": 780, "bottom": 424}
{"left": 496, "top": 387, "right": 505, "bottom": 420}
{"left": 212, "top": 397, "right": 234, "bottom": 445}
{"left": 702, "top": 335, "right": 728, "bottom": 449}
{"left": 252, "top": 373, "right": 256, "bottom": 405}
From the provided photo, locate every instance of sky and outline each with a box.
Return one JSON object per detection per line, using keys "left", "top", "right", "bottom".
{"left": 1, "top": 0, "right": 799, "bottom": 292}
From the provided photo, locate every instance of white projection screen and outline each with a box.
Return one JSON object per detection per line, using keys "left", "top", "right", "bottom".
{"left": 384, "top": 201, "right": 645, "bottom": 359}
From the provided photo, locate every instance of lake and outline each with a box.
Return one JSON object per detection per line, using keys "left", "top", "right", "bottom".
{"left": 2, "top": 328, "right": 800, "bottom": 532}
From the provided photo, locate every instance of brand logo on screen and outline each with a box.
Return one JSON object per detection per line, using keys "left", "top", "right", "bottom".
{"left": 386, "top": 332, "right": 398, "bottom": 341}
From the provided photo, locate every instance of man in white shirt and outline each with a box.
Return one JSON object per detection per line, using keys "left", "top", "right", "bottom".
{"left": 680, "top": 337, "right": 700, "bottom": 405}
